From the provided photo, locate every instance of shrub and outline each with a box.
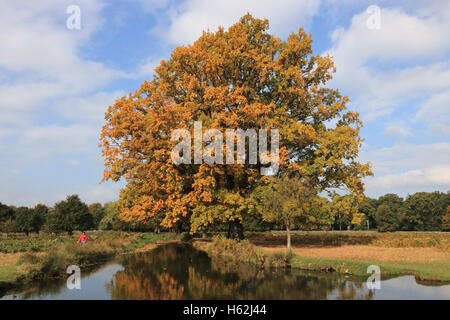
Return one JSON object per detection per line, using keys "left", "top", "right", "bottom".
{"left": 180, "top": 232, "right": 192, "bottom": 242}
{"left": 18, "top": 253, "right": 40, "bottom": 265}
{"left": 266, "top": 251, "right": 293, "bottom": 268}
{"left": 204, "top": 236, "right": 266, "bottom": 268}
{"left": 40, "top": 251, "right": 66, "bottom": 277}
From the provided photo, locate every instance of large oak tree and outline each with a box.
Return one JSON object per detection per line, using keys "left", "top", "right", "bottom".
{"left": 100, "top": 14, "right": 372, "bottom": 239}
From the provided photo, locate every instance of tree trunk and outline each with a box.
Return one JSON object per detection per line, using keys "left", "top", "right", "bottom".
{"left": 286, "top": 224, "right": 291, "bottom": 251}
{"left": 227, "top": 219, "right": 244, "bottom": 241}
{"left": 175, "top": 223, "right": 182, "bottom": 234}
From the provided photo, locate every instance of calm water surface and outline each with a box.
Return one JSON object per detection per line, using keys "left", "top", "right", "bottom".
{"left": 2, "top": 244, "right": 449, "bottom": 300}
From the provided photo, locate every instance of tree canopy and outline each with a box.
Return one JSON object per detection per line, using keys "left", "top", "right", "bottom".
{"left": 443, "top": 206, "right": 450, "bottom": 231}
{"left": 0, "top": 202, "right": 15, "bottom": 223}
{"left": 403, "top": 192, "right": 448, "bottom": 231}
{"left": 46, "top": 195, "right": 93, "bottom": 234}
{"left": 100, "top": 14, "right": 372, "bottom": 237}
{"left": 252, "top": 176, "right": 332, "bottom": 249}
{"left": 89, "top": 203, "right": 105, "bottom": 229}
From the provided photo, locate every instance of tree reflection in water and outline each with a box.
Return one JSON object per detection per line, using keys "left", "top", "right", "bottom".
{"left": 106, "top": 243, "right": 375, "bottom": 300}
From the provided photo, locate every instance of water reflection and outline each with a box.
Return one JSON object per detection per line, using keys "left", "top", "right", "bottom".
{"left": 106, "top": 244, "right": 375, "bottom": 300}
{"left": 2, "top": 243, "right": 449, "bottom": 300}
{"left": 2, "top": 262, "right": 123, "bottom": 300}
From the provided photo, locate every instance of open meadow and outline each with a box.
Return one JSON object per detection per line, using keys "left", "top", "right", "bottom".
{"left": 195, "top": 231, "right": 450, "bottom": 282}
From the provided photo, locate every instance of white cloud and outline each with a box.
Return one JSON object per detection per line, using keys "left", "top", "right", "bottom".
{"left": 134, "top": 0, "right": 322, "bottom": 81}
{"left": 0, "top": 0, "right": 129, "bottom": 170}
{"left": 369, "top": 165, "right": 450, "bottom": 192}
{"left": 365, "top": 142, "right": 450, "bottom": 172}
{"left": 0, "top": 0, "right": 105, "bottom": 74}
{"left": 331, "top": 61, "right": 450, "bottom": 121}
{"left": 325, "top": 3, "right": 450, "bottom": 198}
{"left": 68, "top": 159, "right": 81, "bottom": 166}
{"left": 0, "top": 0, "right": 124, "bottom": 126}
{"left": 0, "top": 128, "right": 18, "bottom": 140}
{"left": 415, "top": 90, "right": 450, "bottom": 136}
{"left": 0, "top": 175, "right": 124, "bottom": 207}
{"left": 361, "top": 142, "right": 450, "bottom": 196}
{"left": 147, "top": 0, "right": 321, "bottom": 45}
{"left": 132, "top": 57, "right": 163, "bottom": 79}
{"left": 384, "top": 123, "right": 414, "bottom": 138}
{"left": 326, "top": 6, "right": 450, "bottom": 120}
{"left": 0, "top": 1, "right": 130, "bottom": 207}
{"left": 329, "top": 7, "right": 450, "bottom": 66}
{"left": 2, "top": 0, "right": 449, "bottom": 207}
{"left": 53, "top": 91, "right": 124, "bottom": 123}
{"left": 79, "top": 182, "right": 125, "bottom": 205}
{"left": 18, "top": 124, "right": 99, "bottom": 157}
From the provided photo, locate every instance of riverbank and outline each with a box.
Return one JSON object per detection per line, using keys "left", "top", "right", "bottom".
{"left": 194, "top": 231, "right": 450, "bottom": 282}
{"left": 2, "top": 230, "right": 449, "bottom": 297}
{"left": 0, "top": 231, "right": 180, "bottom": 296}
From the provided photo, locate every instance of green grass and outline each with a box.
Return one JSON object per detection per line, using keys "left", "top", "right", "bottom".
{"left": 0, "top": 234, "right": 73, "bottom": 253}
{"left": 122, "top": 232, "right": 180, "bottom": 252}
{"left": 290, "top": 255, "right": 450, "bottom": 282}
{"left": 0, "top": 263, "right": 37, "bottom": 284}
{"left": 0, "top": 231, "right": 180, "bottom": 296}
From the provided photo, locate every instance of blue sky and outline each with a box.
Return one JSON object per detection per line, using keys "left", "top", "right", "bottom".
{"left": 1, "top": 0, "right": 449, "bottom": 206}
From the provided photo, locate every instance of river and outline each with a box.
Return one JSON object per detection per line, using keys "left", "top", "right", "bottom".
{"left": 1, "top": 243, "right": 449, "bottom": 300}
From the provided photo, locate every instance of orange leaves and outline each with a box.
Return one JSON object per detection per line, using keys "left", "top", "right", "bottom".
{"left": 99, "top": 14, "right": 372, "bottom": 231}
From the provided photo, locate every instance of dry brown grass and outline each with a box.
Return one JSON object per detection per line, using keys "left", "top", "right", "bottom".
{"left": 247, "top": 231, "right": 450, "bottom": 249}
{"left": 249, "top": 231, "right": 450, "bottom": 263}
{"left": 0, "top": 252, "right": 21, "bottom": 267}
{"left": 258, "top": 245, "right": 450, "bottom": 263}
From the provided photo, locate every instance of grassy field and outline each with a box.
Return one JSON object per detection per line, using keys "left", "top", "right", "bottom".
{"left": 195, "top": 231, "right": 450, "bottom": 282}
{"left": 0, "top": 231, "right": 180, "bottom": 295}
{"left": 2, "top": 230, "right": 449, "bottom": 297}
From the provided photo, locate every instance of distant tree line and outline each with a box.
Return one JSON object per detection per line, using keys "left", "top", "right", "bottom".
{"left": 236, "top": 190, "right": 449, "bottom": 233}
{"left": 0, "top": 195, "right": 168, "bottom": 235}
{"left": 359, "top": 192, "right": 450, "bottom": 232}
{"left": 1, "top": 191, "right": 449, "bottom": 235}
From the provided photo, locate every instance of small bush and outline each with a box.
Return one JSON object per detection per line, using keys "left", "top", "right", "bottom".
{"left": 18, "top": 253, "right": 40, "bottom": 265}
{"left": 181, "top": 232, "right": 193, "bottom": 242}
{"left": 204, "top": 236, "right": 266, "bottom": 268}
{"left": 266, "top": 251, "right": 293, "bottom": 268}
{"left": 40, "top": 251, "right": 66, "bottom": 277}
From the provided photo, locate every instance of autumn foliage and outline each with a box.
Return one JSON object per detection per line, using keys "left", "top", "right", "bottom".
{"left": 100, "top": 14, "right": 372, "bottom": 237}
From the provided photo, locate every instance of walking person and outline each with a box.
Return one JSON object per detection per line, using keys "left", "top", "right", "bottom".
{"left": 78, "top": 231, "right": 88, "bottom": 246}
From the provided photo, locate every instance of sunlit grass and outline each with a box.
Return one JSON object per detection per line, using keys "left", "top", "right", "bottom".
{"left": 195, "top": 232, "right": 450, "bottom": 282}
{"left": 0, "top": 231, "right": 179, "bottom": 295}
